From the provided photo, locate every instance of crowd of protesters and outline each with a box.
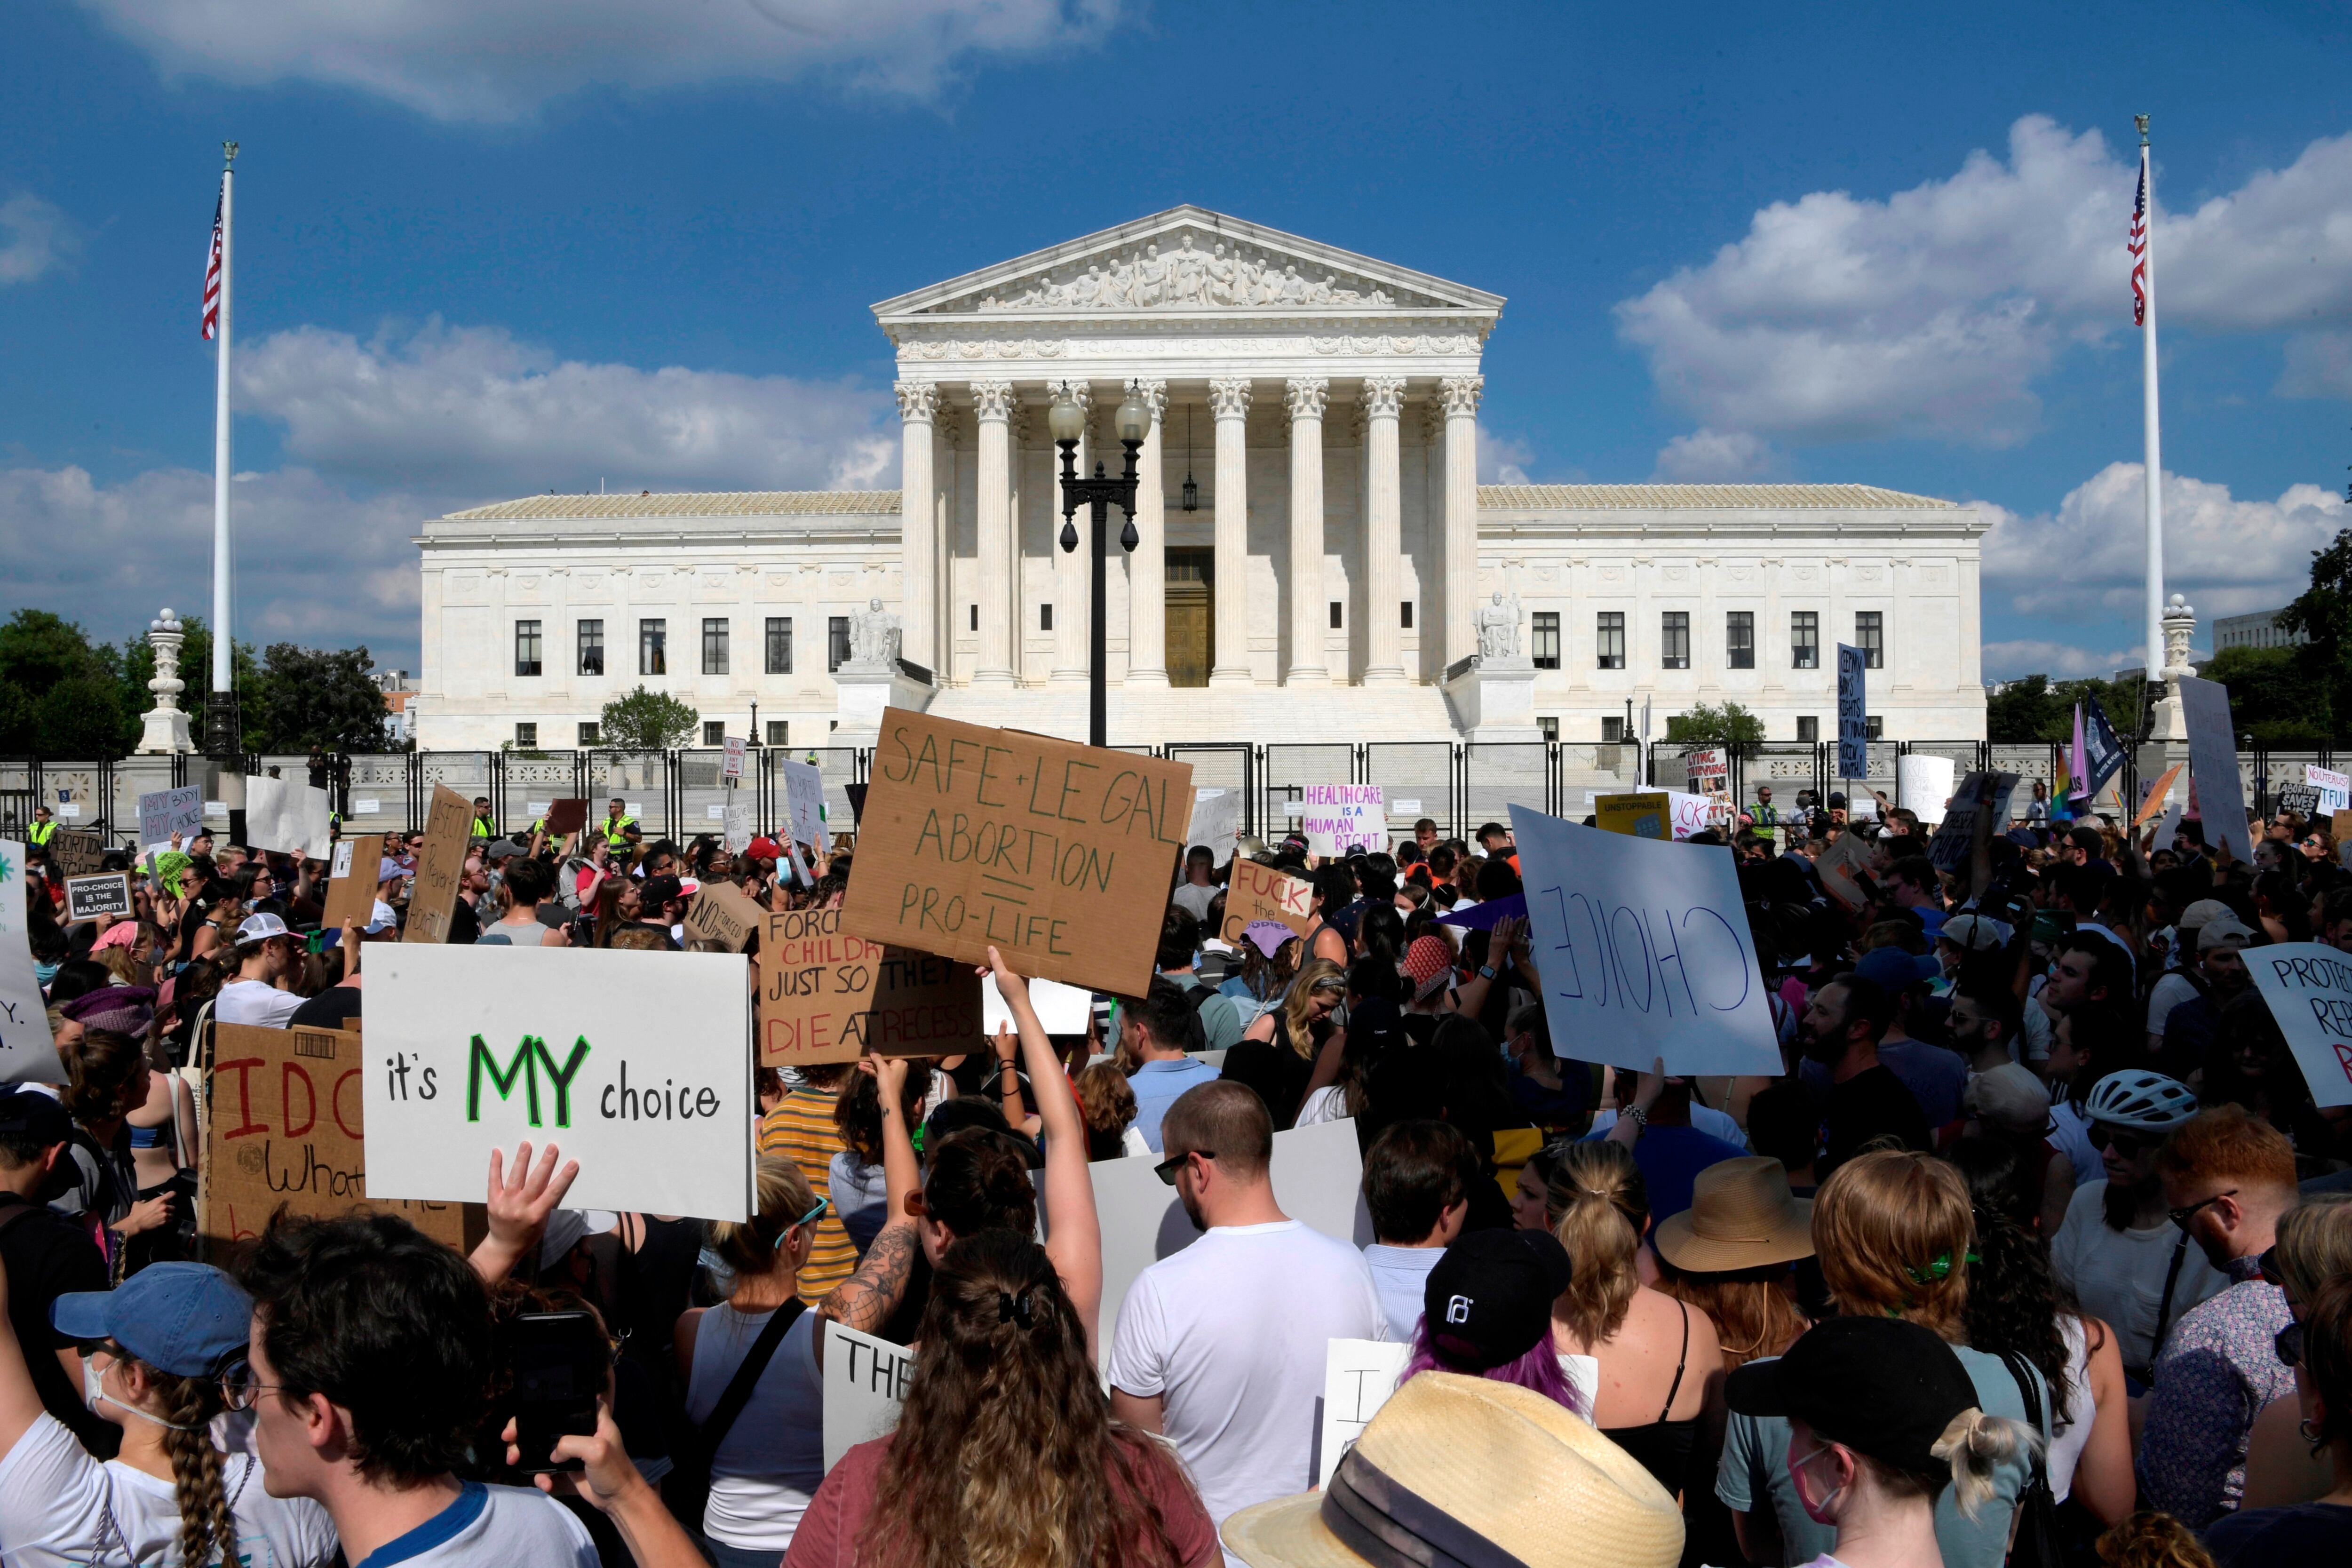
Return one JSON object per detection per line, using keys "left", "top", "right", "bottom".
{"left": 5, "top": 767, "right": 2352, "bottom": 1568}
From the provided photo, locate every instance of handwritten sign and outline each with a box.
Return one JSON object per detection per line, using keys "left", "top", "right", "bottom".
{"left": 367, "top": 944, "right": 753, "bottom": 1220}
{"left": 1219, "top": 858, "right": 1312, "bottom": 947}
{"left": 2178, "top": 675, "right": 2254, "bottom": 862}
{"left": 782, "top": 758, "right": 825, "bottom": 849}
{"left": 321, "top": 834, "right": 387, "bottom": 931}
{"left": 841, "top": 709, "right": 1191, "bottom": 996}
{"left": 245, "top": 775, "right": 334, "bottom": 862}
{"left": 1685, "top": 748, "right": 1729, "bottom": 801}
{"left": 2242, "top": 943, "right": 2352, "bottom": 1109}
{"left": 683, "top": 879, "right": 764, "bottom": 952}
{"left": 758, "top": 905, "right": 982, "bottom": 1066}
{"left": 1896, "top": 754, "right": 1956, "bottom": 825}
{"left": 64, "top": 874, "right": 132, "bottom": 925}
{"left": 1925, "top": 772, "right": 2021, "bottom": 875}
{"left": 1836, "top": 645, "right": 1869, "bottom": 780}
{"left": 1594, "top": 791, "right": 1713, "bottom": 842}
{"left": 402, "top": 786, "right": 475, "bottom": 944}
{"left": 1185, "top": 790, "right": 1241, "bottom": 865}
{"left": 201, "top": 1023, "right": 473, "bottom": 1255}
{"left": 2311, "top": 766, "right": 2352, "bottom": 816}
{"left": 1318, "top": 1339, "right": 1412, "bottom": 1487}
{"left": 1302, "top": 784, "right": 1386, "bottom": 856}
{"left": 723, "top": 798, "right": 755, "bottom": 854}
{"left": 138, "top": 786, "right": 203, "bottom": 852}
{"left": 820, "top": 1322, "right": 912, "bottom": 1472}
{"left": 0, "top": 843, "right": 59, "bottom": 1085}
{"left": 1513, "top": 804, "right": 1781, "bottom": 1076}
{"left": 45, "top": 830, "right": 104, "bottom": 878}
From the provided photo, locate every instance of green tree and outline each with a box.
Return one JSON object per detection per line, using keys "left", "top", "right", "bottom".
{"left": 0, "top": 611, "right": 139, "bottom": 756}
{"left": 1985, "top": 672, "right": 2153, "bottom": 746}
{"left": 1664, "top": 700, "right": 1765, "bottom": 747}
{"left": 247, "top": 643, "right": 388, "bottom": 754}
{"left": 2203, "top": 645, "right": 2329, "bottom": 746}
{"left": 2278, "top": 525, "right": 2352, "bottom": 737}
{"left": 599, "top": 686, "right": 699, "bottom": 750}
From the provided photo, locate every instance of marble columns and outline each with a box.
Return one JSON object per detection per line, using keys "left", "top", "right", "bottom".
{"left": 1126, "top": 379, "right": 1170, "bottom": 687}
{"left": 1285, "top": 378, "right": 1329, "bottom": 685}
{"left": 970, "top": 380, "right": 1017, "bottom": 685}
{"left": 894, "top": 381, "right": 939, "bottom": 670}
{"left": 1439, "top": 375, "right": 1482, "bottom": 669}
{"left": 1208, "top": 377, "right": 1253, "bottom": 686}
{"left": 1361, "top": 375, "right": 1406, "bottom": 684}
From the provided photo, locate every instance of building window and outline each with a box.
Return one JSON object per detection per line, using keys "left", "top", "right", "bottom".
{"left": 702, "top": 721, "right": 725, "bottom": 747}
{"left": 1040, "top": 604, "right": 1054, "bottom": 632}
{"left": 1602, "top": 716, "right": 1626, "bottom": 743}
{"left": 1727, "top": 611, "right": 1755, "bottom": 669}
{"left": 1329, "top": 601, "right": 1343, "bottom": 629}
{"left": 765, "top": 617, "right": 792, "bottom": 675}
{"left": 514, "top": 722, "right": 537, "bottom": 748}
{"left": 1400, "top": 602, "right": 1414, "bottom": 629}
{"left": 1796, "top": 716, "right": 1819, "bottom": 743}
{"left": 828, "top": 616, "right": 850, "bottom": 673}
{"left": 514, "top": 621, "right": 542, "bottom": 678}
{"left": 638, "top": 619, "right": 667, "bottom": 676}
{"left": 1867, "top": 716, "right": 1883, "bottom": 740}
{"left": 1596, "top": 612, "right": 1625, "bottom": 670}
{"left": 1791, "top": 612, "right": 1819, "bottom": 670}
{"left": 577, "top": 620, "right": 604, "bottom": 677}
{"left": 1538, "top": 716, "right": 1559, "bottom": 742}
{"left": 1856, "top": 611, "right": 1883, "bottom": 669}
{"left": 766, "top": 720, "right": 790, "bottom": 747}
{"left": 577, "top": 721, "right": 601, "bottom": 747}
{"left": 1532, "top": 612, "right": 1561, "bottom": 669}
{"left": 1661, "top": 612, "right": 1690, "bottom": 670}
{"left": 969, "top": 605, "right": 979, "bottom": 632}
{"left": 702, "top": 618, "right": 729, "bottom": 675}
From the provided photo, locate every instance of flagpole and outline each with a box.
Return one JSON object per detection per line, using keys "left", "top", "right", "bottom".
{"left": 208, "top": 139, "right": 245, "bottom": 842}
{"left": 2137, "top": 114, "right": 2165, "bottom": 682}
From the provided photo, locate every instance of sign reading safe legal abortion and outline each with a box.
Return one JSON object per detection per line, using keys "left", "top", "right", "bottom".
{"left": 1510, "top": 803, "right": 1780, "bottom": 1076}
{"left": 366, "top": 944, "right": 753, "bottom": 1220}
{"left": 840, "top": 709, "right": 1192, "bottom": 996}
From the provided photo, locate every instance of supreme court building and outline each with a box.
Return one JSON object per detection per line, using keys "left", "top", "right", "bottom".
{"left": 413, "top": 207, "right": 1988, "bottom": 752}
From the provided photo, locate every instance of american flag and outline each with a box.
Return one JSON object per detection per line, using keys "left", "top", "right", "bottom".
{"left": 2129, "top": 151, "right": 2149, "bottom": 327}
{"left": 201, "top": 183, "right": 223, "bottom": 340}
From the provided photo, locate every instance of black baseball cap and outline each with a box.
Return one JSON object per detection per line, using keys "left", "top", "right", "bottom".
{"left": 1422, "top": 1228, "right": 1573, "bottom": 1371}
{"left": 639, "top": 874, "right": 683, "bottom": 906}
{"left": 1724, "top": 1316, "right": 1979, "bottom": 1475}
{"left": 0, "top": 1087, "right": 71, "bottom": 1146}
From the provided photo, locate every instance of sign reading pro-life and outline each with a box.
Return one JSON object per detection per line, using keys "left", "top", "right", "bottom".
{"left": 366, "top": 944, "right": 753, "bottom": 1220}
{"left": 839, "top": 708, "right": 1192, "bottom": 996}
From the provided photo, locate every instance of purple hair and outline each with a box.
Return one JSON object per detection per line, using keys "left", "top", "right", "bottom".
{"left": 1400, "top": 1317, "right": 1587, "bottom": 1419}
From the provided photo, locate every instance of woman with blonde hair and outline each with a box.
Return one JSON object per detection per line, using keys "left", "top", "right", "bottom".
{"left": 1221, "top": 956, "right": 1344, "bottom": 1129}
{"left": 1545, "top": 1139, "right": 1723, "bottom": 1497}
{"left": 1717, "top": 1148, "right": 2052, "bottom": 1568}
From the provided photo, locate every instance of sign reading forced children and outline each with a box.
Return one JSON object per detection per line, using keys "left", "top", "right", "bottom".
{"left": 403, "top": 786, "right": 476, "bottom": 944}
{"left": 758, "top": 905, "right": 981, "bottom": 1066}
{"left": 367, "top": 944, "right": 755, "bottom": 1220}
{"left": 840, "top": 708, "right": 1192, "bottom": 996}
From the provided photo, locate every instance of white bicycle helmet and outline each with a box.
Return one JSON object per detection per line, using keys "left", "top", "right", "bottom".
{"left": 2084, "top": 1069, "right": 2198, "bottom": 1130}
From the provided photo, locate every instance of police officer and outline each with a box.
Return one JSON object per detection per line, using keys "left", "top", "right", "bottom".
{"left": 601, "top": 797, "right": 641, "bottom": 850}
{"left": 1750, "top": 784, "right": 1780, "bottom": 827}
{"left": 469, "top": 796, "right": 497, "bottom": 840}
{"left": 24, "top": 805, "right": 55, "bottom": 850}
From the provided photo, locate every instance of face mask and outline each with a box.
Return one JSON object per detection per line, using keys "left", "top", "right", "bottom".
{"left": 1790, "top": 1442, "right": 1844, "bottom": 1525}
{"left": 84, "top": 1353, "right": 198, "bottom": 1432}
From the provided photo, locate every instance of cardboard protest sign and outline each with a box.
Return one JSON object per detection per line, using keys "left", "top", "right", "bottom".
{"left": 1594, "top": 791, "right": 1714, "bottom": 842}
{"left": 244, "top": 775, "right": 334, "bottom": 862}
{"left": 1895, "top": 754, "right": 1956, "bottom": 825}
{"left": 841, "top": 709, "right": 1192, "bottom": 997}
{"left": 1302, "top": 784, "right": 1386, "bottom": 855}
{"left": 201, "top": 1023, "right": 473, "bottom": 1254}
{"left": 1185, "top": 790, "right": 1241, "bottom": 864}
{"left": 2177, "top": 675, "right": 2253, "bottom": 862}
{"left": 782, "top": 758, "right": 826, "bottom": 849}
{"left": 367, "top": 944, "right": 754, "bottom": 1220}
{"left": 683, "top": 879, "right": 764, "bottom": 952}
{"left": 2277, "top": 783, "right": 2323, "bottom": 819}
{"left": 1091, "top": 1115, "right": 1370, "bottom": 1365}
{"left": 1813, "top": 828, "right": 1877, "bottom": 910}
{"left": 723, "top": 798, "right": 755, "bottom": 854}
{"left": 2153, "top": 803, "right": 2184, "bottom": 852}
{"left": 1318, "top": 1339, "right": 1413, "bottom": 1488}
{"left": 820, "top": 1323, "right": 913, "bottom": 1472}
{"left": 0, "top": 843, "right": 59, "bottom": 1086}
{"left": 2134, "top": 765, "right": 2184, "bottom": 828}
{"left": 138, "top": 786, "right": 203, "bottom": 852}
{"left": 1512, "top": 804, "right": 1781, "bottom": 1076}
{"left": 64, "top": 874, "right": 131, "bottom": 925}
{"left": 1924, "top": 772, "right": 2020, "bottom": 876}
{"left": 2242, "top": 943, "right": 2352, "bottom": 1109}
{"left": 1218, "top": 857, "right": 1312, "bottom": 947}
{"left": 545, "top": 798, "right": 590, "bottom": 836}
{"left": 2336, "top": 807, "right": 2352, "bottom": 846}
{"left": 320, "top": 834, "right": 388, "bottom": 931}
{"left": 2311, "top": 766, "right": 2352, "bottom": 816}
{"left": 1836, "top": 645, "right": 1869, "bottom": 780}
{"left": 402, "top": 786, "right": 475, "bottom": 944}
{"left": 983, "top": 974, "right": 1091, "bottom": 1035}
{"left": 758, "top": 905, "right": 983, "bottom": 1067}
{"left": 45, "top": 830, "right": 104, "bottom": 878}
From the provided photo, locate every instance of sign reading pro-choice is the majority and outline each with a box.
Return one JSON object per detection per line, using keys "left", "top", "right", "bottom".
{"left": 840, "top": 709, "right": 1192, "bottom": 997}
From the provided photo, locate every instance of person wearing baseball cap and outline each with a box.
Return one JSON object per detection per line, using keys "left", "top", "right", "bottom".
{"left": 0, "top": 1259, "right": 337, "bottom": 1566}
{"left": 215, "top": 912, "right": 303, "bottom": 1028}
{"left": 1403, "top": 1228, "right": 1589, "bottom": 1416}
{"left": 0, "top": 1088, "right": 117, "bottom": 1457}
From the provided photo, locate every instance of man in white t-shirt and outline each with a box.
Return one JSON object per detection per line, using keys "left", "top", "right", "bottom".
{"left": 214, "top": 913, "right": 305, "bottom": 1028}
{"left": 1107, "top": 1082, "right": 1385, "bottom": 1556}
{"left": 1359, "top": 1120, "right": 1474, "bottom": 1342}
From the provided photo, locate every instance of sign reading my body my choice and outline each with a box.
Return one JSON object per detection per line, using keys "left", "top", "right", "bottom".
{"left": 366, "top": 944, "right": 753, "bottom": 1220}
{"left": 841, "top": 709, "right": 1192, "bottom": 997}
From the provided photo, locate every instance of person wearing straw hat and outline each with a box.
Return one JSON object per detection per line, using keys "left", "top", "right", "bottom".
{"left": 1219, "top": 1372, "right": 1683, "bottom": 1568}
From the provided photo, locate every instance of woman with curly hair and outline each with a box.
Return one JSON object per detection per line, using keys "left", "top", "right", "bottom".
{"left": 785, "top": 1229, "right": 1216, "bottom": 1568}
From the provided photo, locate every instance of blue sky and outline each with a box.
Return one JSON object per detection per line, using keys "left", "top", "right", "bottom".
{"left": 6, "top": 0, "right": 2352, "bottom": 680}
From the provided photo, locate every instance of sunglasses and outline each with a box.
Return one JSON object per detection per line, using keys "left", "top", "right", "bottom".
{"left": 2087, "top": 1123, "right": 2155, "bottom": 1158}
{"left": 2167, "top": 1189, "right": 2237, "bottom": 1229}
{"left": 1154, "top": 1149, "right": 1215, "bottom": 1186}
{"left": 772, "top": 1195, "right": 828, "bottom": 1248}
{"left": 2277, "top": 1320, "right": 2304, "bottom": 1369}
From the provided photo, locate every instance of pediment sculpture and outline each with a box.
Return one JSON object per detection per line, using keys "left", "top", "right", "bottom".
{"left": 969, "top": 233, "right": 1412, "bottom": 312}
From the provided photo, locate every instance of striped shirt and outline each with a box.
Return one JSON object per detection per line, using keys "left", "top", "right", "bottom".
{"left": 758, "top": 1090, "right": 858, "bottom": 1302}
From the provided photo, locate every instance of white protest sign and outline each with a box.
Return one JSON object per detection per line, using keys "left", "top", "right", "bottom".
{"left": 1302, "top": 784, "right": 1386, "bottom": 855}
{"left": 366, "top": 944, "right": 753, "bottom": 1219}
{"left": 353, "top": 797, "right": 382, "bottom": 816}
{"left": 2153, "top": 803, "right": 2184, "bottom": 852}
{"left": 1685, "top": 748, "right": 1729, "bottom": 800}
{"left": 244, "top": 775, "right": 334, "bottom": 861}
{"left": 722, "top": 736, "right": 747, "bottom": 782}
{"left": 1895, "top": 754, "right": 1956, "bottom": 825}
{"left": 1666, "top": 790, "right": 1716, "bottom": 840}
{"left": 0, "top": 843, "right": 59, "bottom": 1084}
{"left": 1090, "top": 1116, "right": 1370, "bottom": 1365}
{"left": 782, "top": 759, "right": 825, "bottom": 849}
{"left": 723, "top": 798, "right": 756, "bottom": 854}
{"left": 138, "top": 786, "right": 204, "bottom": 852}
{"left": 705, "top": 805, "right": 726, "bottom": 821}
{"left": 983, "top": 974, "right": 1092, "bottom": 1035}
{"left": 2243, "top": 942, "right": 2352, "bottom": 1109}
{"left": 1392, "top": 799, "right": 1423, "bottom": 818}
{"left": 1318, "top": 1339, "right": 1412, "bottom": 1488}
{"left": 2177, "top": 674, "right": 2254, "bottom": 862}
{"left": 2310, "top": 765, "right": 2351, "bottom": 816}
{"left": 1511, "top": 803, "right": 1780, "bottom": 1076}
{"left": 820, "top": 1322, "right": 912, "bottom": 1471}
{"left": 1185, "top": 790, "right": 1242, "bottom": 864}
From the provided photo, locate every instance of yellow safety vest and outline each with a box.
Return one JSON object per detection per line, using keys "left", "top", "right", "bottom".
{"left": 471, "top": 816, "right": 497, "bottom": 839}
{"left": 26, "top": 821, "right": 54, "bottom": 846}
{"left": 602, "top": 816, "right": 638, "bottom": 847}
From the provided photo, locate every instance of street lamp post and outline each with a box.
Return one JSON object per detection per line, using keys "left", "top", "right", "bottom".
{"left": 1050, "top": 390, "right": 1149, "bottom": 748}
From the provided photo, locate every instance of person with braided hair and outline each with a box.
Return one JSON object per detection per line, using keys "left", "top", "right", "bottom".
{"left": 0, "top": 1258, "right": 336, "bottom": 1566}
{"left": 786, "top": 1229, "right": 1216, "bottom": 1568}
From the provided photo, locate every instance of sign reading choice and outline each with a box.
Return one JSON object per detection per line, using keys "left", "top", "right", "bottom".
{"left": 366, "top": 944, "right": 753, "bottom": 1220}
{"left": 2243, "top": 941, "right": 2352, "bottom": 1109}
{"left": 1510, "top": 803, "right": 1780, "bottom": 1076}
{"left": 839, "top": 709, "right": 1192, "bottom": 997}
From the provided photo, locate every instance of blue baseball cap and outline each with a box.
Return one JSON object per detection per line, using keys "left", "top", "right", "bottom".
{"left": 52, "top": 1263, "right": 254, "bottom": 1376}
{"left": 1854, "top": 945, "right": 1942, "bottom": 992}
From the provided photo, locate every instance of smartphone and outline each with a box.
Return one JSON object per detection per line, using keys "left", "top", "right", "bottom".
{"left": 508, "top": 1311, "right": 605, "bottom": 1472}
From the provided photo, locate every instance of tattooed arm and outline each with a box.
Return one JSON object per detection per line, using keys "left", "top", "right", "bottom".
{"left": 813, "top": 1053, "right": 922, "bottom": 1366}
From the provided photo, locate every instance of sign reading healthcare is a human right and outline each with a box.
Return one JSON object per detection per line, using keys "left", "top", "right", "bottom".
{"left": 366, "top": 944, "right": 753, "bottom": 1220}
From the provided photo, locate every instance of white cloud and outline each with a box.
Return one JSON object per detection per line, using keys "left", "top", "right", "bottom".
{"left": 1477, "top": 428, "right": 1533, "bottom": 485}
{"left": 2278, "top": 329, "right": 2352, "bottom": 399}
{"left": 76, "top": 0, "right": 1125, "bottom": 122}
{"left": 1650, "top": 427, "right": 1788, "bottom": 482}
{"left": 237, "top": 319, "right": 897, "bottom": 496}
{"left": 1984, "top": 640, "right": 2136, "bottom": 681}
{"left": 0, "top": 194, "right": 79, "bottom": 286}
{"left": 1616, "top": 117, "right": 2352, "bottom": 445}
{"left": 1981, "top": 461, "right": 2346, "bottom": 622}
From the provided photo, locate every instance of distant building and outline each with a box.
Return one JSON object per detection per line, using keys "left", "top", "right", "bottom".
{"left": 376, "top": 669, "right": 419, "bottom": 745}
{"left": 2214, "top": 609, "right": 2306, "bottom": 653}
